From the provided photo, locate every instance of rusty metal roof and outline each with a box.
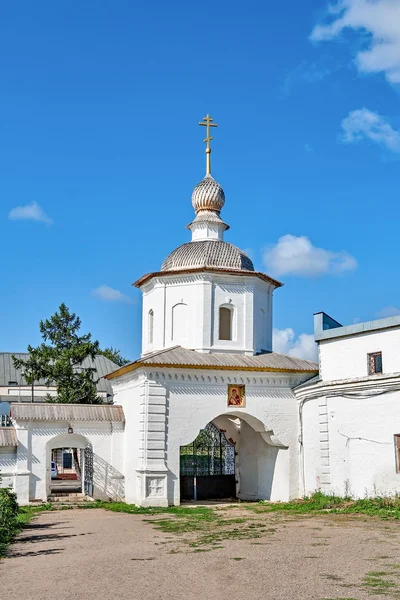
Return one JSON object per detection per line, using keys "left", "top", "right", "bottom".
{"left": 106, "top": 346, "right": 318, "bottom": 380}
{"left": 10, "top": 403, "right": 125, "bottom": 422}
{"left": 0, "top": 427, "right": 17, "bottom": 447}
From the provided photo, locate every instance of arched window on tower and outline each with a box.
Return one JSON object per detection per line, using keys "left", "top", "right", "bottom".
{"left": 219, "top": 306, "right": 233, "bottom": 341}
{"left": 148, "top": 309, "right": 154, "bottom": 345}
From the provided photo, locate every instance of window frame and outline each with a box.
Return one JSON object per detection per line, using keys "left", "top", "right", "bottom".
{"left": 368, "top": 351, "right": 383, "bottom": 375}
{"left": 395, "top": 435, "right": 400, "bottom": 473}
{"left": 218, "top": 305, "right": 233, "bottom": 341}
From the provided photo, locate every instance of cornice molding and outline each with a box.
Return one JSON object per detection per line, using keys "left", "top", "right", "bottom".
{"left": 295, "top": 371, "right": 400, "bottom": 401}
{"left": 106, "top": 360, "right": 317, "bottom": 381}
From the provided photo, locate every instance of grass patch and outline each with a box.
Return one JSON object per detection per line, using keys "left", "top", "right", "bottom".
{"left": 362, "top": 573, "right": 398, "bottom": 595}
{"left": 244, "top": 491, "right": 400, "bottom": 520}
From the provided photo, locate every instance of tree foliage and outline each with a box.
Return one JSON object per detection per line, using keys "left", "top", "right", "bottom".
{"left": 99, "top": 346, "right": 130, "bottom": 367}
{"left": 13, "top": 303, "right": 102, "bottom": 404}
{"left": 0, "top": 480, "right": 19, "bottom": 556}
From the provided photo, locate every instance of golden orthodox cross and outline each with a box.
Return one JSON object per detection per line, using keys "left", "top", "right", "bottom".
{"left": 199, "top": 113, "right": 218, "bottom": 176}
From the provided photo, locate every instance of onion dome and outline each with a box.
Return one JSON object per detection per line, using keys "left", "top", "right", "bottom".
{"left": 161, "top": 240, "right": 254, "bottom": 272}
{"left": 191, "top": 175, "right": 225, "bottom": 214}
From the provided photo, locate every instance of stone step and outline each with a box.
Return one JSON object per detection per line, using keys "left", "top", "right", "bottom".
{"left": 49, "top": 492, "right": 84, "bottom": 497}
{"left": 48, "top": 494, "right": 87, "bottom": 502}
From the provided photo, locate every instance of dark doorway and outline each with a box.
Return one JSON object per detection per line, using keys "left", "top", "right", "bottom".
{"left": 180, "top": 422, "right": 236, "bottom": 501}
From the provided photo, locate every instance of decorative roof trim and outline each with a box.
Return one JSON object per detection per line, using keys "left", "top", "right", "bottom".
{"left": 105, "top": 361, "right": 317, "bottom": 380}
{"left": 133, "top": 267, "right": 283, "bottom": 289}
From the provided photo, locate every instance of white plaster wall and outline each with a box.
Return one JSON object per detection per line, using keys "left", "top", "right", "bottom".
{"left": 12, "top": 420, "right": 125, "bottom": 504}
{"left": 160, "top": 369, "right": 306, "bottom": 505}
{"left": 301, "top": 397, "right": 324, "bottom": 495}
{"left": 238, "top": 420, "right": 259, "bottom": 500}
{"left": 302, "top": 390, "right": 400, "bottom": 498}
{"left": 0, "top": 447, "right": 17, "bottom": 490}
{"left": 238, "top": 422, "right": 289, "bottom": 501}
{"left": 254, "top": 283, "right": 273, "bottom": 352}
{"left": 112, "top": 375, "right": 144, "bottom": 505}
{"left": 319, "top": 327, "right": 400, "bottom": 381}
{"left": 140, "top": 273, "right": 274, "bottom": 356}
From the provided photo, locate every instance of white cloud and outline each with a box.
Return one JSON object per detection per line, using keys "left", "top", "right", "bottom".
{"left": 310, "top": 0, "right": 400, "bottom": 83}
{"left": 376, "top": 305, "right": 400, "bottom": 318}
{"left": 8, "top": 202, "right": 53, "bottom": 225}
{"left": 341, "top": 108, "right": 400, "bottom": 151}
{"left": 92, "top": 285, "right": 133, "bottom": 304}
{"left": 263, "top": 234, "right": 357, "bottom": 277}
{"left": 273, "top": 328, "right": 318, "bottom": 362}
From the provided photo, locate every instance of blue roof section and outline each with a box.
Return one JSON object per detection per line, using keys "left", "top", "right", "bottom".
{"left": 314, "top": 312, "right": 400, "bottom": 342}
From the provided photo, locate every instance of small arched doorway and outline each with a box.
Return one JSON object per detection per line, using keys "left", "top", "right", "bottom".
{"left": 180, "top": 422, "right": 236, "bottom": 501}
{"left": 47, "top": 433, "right": 93, "bottom": 499}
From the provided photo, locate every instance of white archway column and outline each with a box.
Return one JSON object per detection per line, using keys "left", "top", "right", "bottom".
{"left": 135, "top": 380, "right": 169, "bottom": 507}
{"left": 14, "top": 425, "right": 30, "bottom": 505}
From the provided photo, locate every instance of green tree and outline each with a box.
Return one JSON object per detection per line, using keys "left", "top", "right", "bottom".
{"left": 13, "top": 303, "right": 102, "bottom": 404}
{"left": 99, "top": 346, "right": 130, "bottom": 367}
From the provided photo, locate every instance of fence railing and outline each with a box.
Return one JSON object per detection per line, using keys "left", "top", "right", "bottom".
{"left": 0, "top": 415, "right": 12, "bottom": 427}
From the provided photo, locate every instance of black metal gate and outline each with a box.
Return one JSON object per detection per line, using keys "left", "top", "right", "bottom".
{"left": 180, "top": 422, "right": 236, "bottom": 501}
{"left": 83, "top": 446, "right": 94, "bottom": 498}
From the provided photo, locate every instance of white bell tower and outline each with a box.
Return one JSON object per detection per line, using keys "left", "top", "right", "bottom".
{"left": 134, "top": 114, "right": 282, "bottom": 356}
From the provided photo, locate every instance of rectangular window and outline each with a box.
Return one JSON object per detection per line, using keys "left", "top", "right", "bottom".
{"left": 368, "top": 351, "right": 383, "bottom": 375}
{"left": 395, "top": 435, "right": 400, "bottom": 473}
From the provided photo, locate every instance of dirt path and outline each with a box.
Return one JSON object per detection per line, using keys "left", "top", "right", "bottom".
{"left": 2, "top": 508, "right": 400, "bottom": 600}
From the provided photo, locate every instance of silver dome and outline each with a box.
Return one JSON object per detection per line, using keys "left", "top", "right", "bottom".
{"left": 161, "top": 240, "right": 254, "bottom": 272}
{"left": 191, "top": 175, "right": 225, "bottom": 214}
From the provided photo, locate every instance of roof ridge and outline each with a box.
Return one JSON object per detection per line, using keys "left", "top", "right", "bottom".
{"left": 140, "top": 345, "right": 182, "bottom": 361}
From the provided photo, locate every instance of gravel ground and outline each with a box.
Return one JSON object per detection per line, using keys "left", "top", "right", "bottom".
{"left": 2, "top": 507, "right": 400, "bottom": 600}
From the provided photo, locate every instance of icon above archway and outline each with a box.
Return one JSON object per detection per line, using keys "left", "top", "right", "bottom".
{"left": 227, "top": 384, "right": 245, "bottom": 407}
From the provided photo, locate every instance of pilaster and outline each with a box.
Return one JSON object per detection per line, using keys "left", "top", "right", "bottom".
{"left": 318, "top": 397, "right": 331, "bottom": 489}
{"left": 136, "top": 380, "right": 169, "bottom": 506}
{"left": 14, "top": 425, "right": 30, "bottom": 505}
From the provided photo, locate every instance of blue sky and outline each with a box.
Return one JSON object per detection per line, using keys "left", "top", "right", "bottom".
{"left": 2, "top": 0, "right": 400, "bottom": 361}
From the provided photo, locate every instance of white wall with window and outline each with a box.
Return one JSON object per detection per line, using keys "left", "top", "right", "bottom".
{"left": 296, "top": 313, "right": 400, "bottom": 499}
{"left": 140, "top": 272, "right": 275, "bottom": 356}
{"left": 314, "top": 313, "right": 400, "bottom": 382}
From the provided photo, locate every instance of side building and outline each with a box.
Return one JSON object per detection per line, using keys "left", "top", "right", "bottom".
{"left": 296, "top": 312, "right": 400, "bottom": 498}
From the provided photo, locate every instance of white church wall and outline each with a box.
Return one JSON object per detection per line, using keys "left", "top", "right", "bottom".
{"left": 0, "top": 446, "right": 17, "bottom": 490}
{"left": 112, "top": 375, "right": 145, "bottom": 505}
{"left": 12, "top": 421, "right": 125, "bottom": 504}
{"left": 319, "top": 327, "right": 400, "bottom": 382}
{"left": 154, "top": 369, "right": 304, "bottom": 505}
{"left": 253, "top": 283, "right": 273, "bottom": 353}
{"left": 301, "top": 391, "right": 400, "bottom": 498}
{"left": 327, "top": 392, "right": 400, "bottom": 497}
{"left": 141, "top": 283, "right": 165, "bottom": 354}
{"left": 238, "top": 420, "right": 258, "bottom": 500}
{"left": 301, "top": 396, "right": 325, "bottom": 495}
{"left": 139, "top": 273, "right": 275, "bottom": 356}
